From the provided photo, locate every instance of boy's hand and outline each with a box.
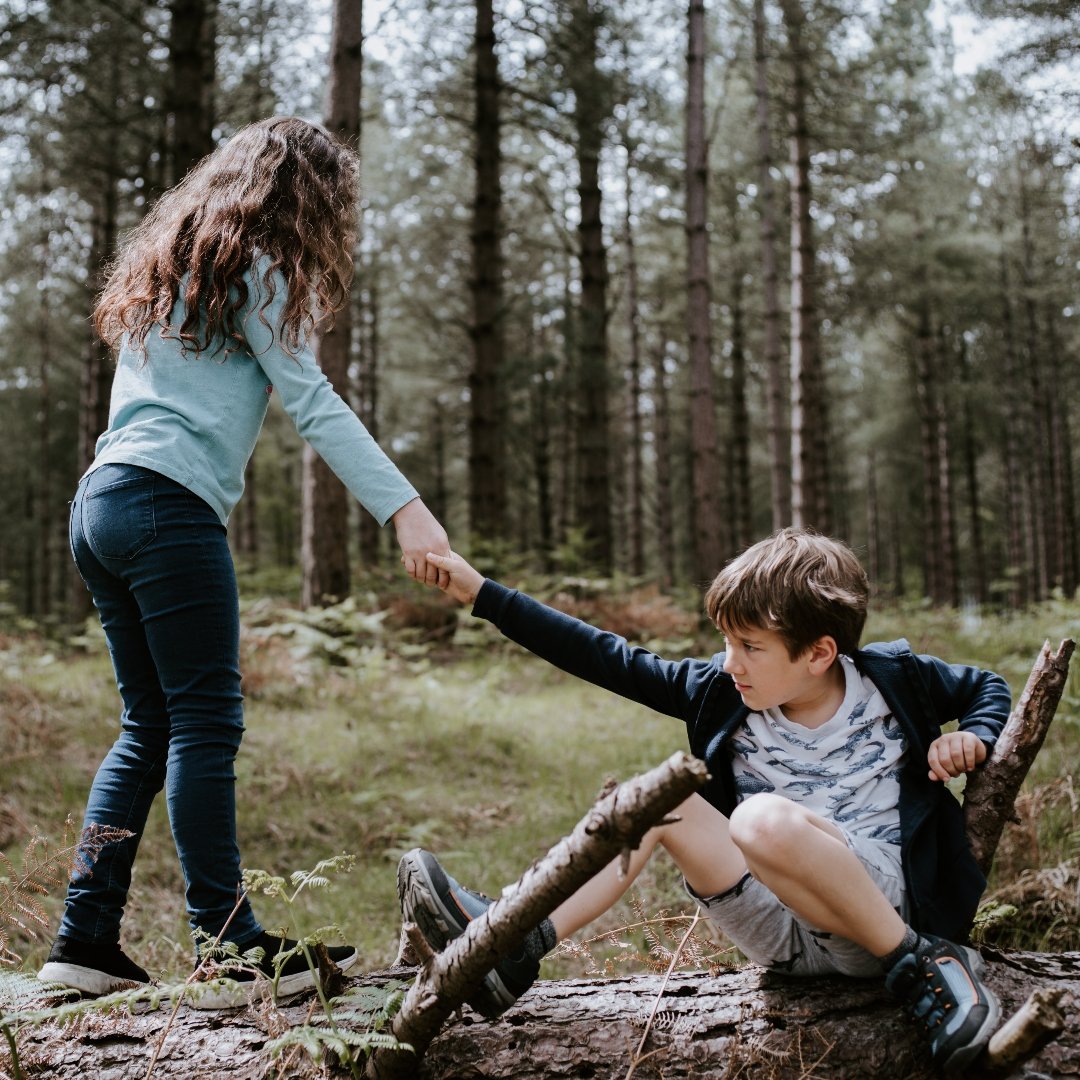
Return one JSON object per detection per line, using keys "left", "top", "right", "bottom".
{"left": 426, "top": 551, "right": 484, "bottom": 606}
{"left": 927, "top": 731, "right": 987, "bottom": 781}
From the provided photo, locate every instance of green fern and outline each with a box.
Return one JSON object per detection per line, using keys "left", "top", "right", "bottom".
{"left": 0, "top": 818, "right": 132, "bottom": 966}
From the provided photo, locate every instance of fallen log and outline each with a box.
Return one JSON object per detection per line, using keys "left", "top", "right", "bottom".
{"left": 367, "top": 751, "right": 711, "bottom": 1078}
{"left": 9, "top": 643, "right": 1076, "bottom": 1079}
{"left": 12, "top": 950, "right": 1079, "bottom": 1078}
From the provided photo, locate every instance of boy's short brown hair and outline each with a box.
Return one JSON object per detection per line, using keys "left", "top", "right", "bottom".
{"left": 704, "top": 528, "right": 868, "bottom": 658}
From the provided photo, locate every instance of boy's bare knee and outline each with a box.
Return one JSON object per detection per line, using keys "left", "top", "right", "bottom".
{"left": 729, "top": 793, "right": 800, "bottom": 855}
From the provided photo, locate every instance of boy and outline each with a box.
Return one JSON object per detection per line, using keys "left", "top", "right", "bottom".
{"left": 399, "top": 529, "right": 1008, "bottom": 1074}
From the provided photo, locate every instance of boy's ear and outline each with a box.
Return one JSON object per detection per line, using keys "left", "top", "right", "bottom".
{"left": 806, "top": 635, "right": 839, "bottom": 673}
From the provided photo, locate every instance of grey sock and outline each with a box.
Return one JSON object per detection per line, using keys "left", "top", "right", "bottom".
{"left": 879, "top": 925, "right": 920, "bottom": 972}
{"left": 524, "top": 917, "right": 558, "bottom": 960}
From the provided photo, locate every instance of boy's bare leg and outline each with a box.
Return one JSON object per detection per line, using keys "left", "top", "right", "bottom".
{"left": 550, "top": 794, "right": 747, "bottom": 939}
{"left": 729, "top": 793, "right": 906, "bottom": 957}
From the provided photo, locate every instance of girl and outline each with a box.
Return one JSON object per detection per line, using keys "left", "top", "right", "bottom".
{"left": 38, "top": 116, "right": 449, "bottom": 1009}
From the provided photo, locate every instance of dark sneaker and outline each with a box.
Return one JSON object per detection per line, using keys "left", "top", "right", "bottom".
{"left": 190, "top": 931, "right": 359, "bottom": 1010}
{"left": 396, "top": 847, "right": 538, "bottom": 1018}
{"left": 885, "top": 934, "right": 1001, "bottom": 1074}
{"left": 38, "top": 936, "right": 151, "bottom": 996}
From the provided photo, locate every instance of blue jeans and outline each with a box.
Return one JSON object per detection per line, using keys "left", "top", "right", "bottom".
{"left": 62, "top": 463, "right": 260, "bottom": 947}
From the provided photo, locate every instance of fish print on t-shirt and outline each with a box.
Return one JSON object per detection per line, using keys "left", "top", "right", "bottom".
{"left": 730, "top": 657, "right": 906, "bottom": 846}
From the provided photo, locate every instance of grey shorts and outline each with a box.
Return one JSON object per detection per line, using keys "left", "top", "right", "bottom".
{"left": 686, "top": 833, "right": 909, "bottom": 978}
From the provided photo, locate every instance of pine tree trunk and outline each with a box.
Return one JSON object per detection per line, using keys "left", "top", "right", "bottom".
{"left": 301, "top": 0, "right": 362, "bottom": 607}
{"left": 235, "top": 460, "right": 258, "bottom": 563}
{"left": 468, "top": 0, "right": 507, "bottom": 541}
{"left": 866, "top": 451, "right": 881, "bottom": 588}
{"left": 532, "top": 326, "right": 555, "bottom": 571}
{"left": 167, "top": 0, "right": 216, "bottom": 184}
{"left": 912, "top": 292, "right": 945, "bottom": 604}
{"left": 751, "top": 0, "right": 790, "bottom": 531}
{"left": 34, "top": 205, "right": 54, "bottom": 617}
{"left": 1018, "top": 168, "right": 1051, "bottom": 599}
{"left": 780, "top": 0, "right": 828, "bottom": 533}
{"left": 357, "top": 273, "right": 382, "bottom": 566}
{"left": 998, "top": 240, "right": 1031, "bottom": 607}
{"left": 729, "top": 255, "right": 752, "bottom": 554}
{"left": 570, "top": 0, "right": 613, "bottom": 571}
{"left": 933, "top": 329, "right": 959, "bottom": 607}
{"left": 652, "top": 341, "right": 676, "bottom": 590}
{"left": 685, "top": 0, "right": 725, "bottom": 585}
{"left": 959, "top": 338, "right": 988, "bottom": 605}
{"left": 1043, "top": 306, "right": 1078, "bottom": 594}
{"left": 623, "top": 146, "right": 646, "bottom": 577}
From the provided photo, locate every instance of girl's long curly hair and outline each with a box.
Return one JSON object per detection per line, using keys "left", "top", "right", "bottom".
{"left": 94, "top": 116, "right": 359, "bottom": 357}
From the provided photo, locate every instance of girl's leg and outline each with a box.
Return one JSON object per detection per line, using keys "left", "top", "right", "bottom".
{"left": 65, "top": 466, "right": 259, "bottom": 946}
{"left": 550, "top": 793, "right": 746, "bottom": 938}
{"left": 129, "top": 475, "right": 259, "bottom": 944}
{"left": 728, "top": 792, "right": 906, "bottom": 956}
{"left": 60, "top": 470, "right": 171, "bottom": 944}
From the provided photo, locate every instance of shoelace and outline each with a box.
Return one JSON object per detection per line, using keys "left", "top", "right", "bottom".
{"left": 897, "top": 956, "right": 953, "bottom": 1031}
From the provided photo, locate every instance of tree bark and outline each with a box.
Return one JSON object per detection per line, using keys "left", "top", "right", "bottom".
{"left": 623, "top": 145, "right": 646, "bottom": 578}
{"left": 651, "top": 341, "right": 676, "bottom": 590}
{"left": 369, "top": 752, "right": 710, "bottom": 1078}
{"left": 301, "top": 0, "right": 362, "bottom": 607}
{"left": 779, "top": 0, "right": 829, "bottom": 533}
{"left": 963, "top": 637, "right": 1075, "bottom": 876}
{"left": 15, "top": 657, "right": 1077, "bottom": 1079}
{"left": 569, "top": 0, "right": 613, "bottom": 572}
{"left": 685, "top": 0, "right": 725, "bottom": 585}
{"left": 997, "top": 238, "right": 1029, "bottom": 607}
{"left": 468, "top": 0, "right": 507, "bottom": 541}
{"left": 751, "top": 0, "right": 791, "bottom": 531}
{"left": 725, "top": 186, "right": 752, "bottom": 555}
{"left": 357, "top": 271, "right": 382, "bottom": 566}
{"left": 958, "top": 337, "right": 988, "bottom": 605}
{"left": 167, "top": 0, "right": 216, "bottom": 184}
{"left": 16, "top": 951, "right": 1080, "bottom": 1078}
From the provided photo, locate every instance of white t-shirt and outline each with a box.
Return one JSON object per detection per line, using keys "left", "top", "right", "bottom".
{"left": 729, "top": 656, "right": 907, "bottom": 849}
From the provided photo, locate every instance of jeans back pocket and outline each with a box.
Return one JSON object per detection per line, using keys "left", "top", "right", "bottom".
{"left": 83, "top": 465, "right": 159, "bottom": 560}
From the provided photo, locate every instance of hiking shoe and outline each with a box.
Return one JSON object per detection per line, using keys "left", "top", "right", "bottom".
{"left": 38, "top": 936, "right": 151, "bottom": 996}
{"left": 885, "top": 934, "right": 1001, "bottom": 1074}
{"left": 396, "top": 847, "right": 539, "bottom": 1018}
{"left": 189, "top": 931, "right": 359, "bottom": 1010}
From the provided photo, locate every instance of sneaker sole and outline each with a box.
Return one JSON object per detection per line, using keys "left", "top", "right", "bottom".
{"left": 396, "top": 850, "right": 514, "bottom": 1016}
{"left": 938, "top": 948, "right": 1002, "bottom": 1074}
{"left": 38, "top": 961, "right": 148, "bottom": 997}
{"left": 187, "top": 947, "right": 359, "bottom": 1011}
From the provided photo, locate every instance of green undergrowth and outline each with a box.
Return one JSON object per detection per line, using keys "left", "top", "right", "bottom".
{"left": 1, "top": 581, "right": 1077, "bottom": 989}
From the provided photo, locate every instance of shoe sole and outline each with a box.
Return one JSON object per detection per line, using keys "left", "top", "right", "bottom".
{"left": 938, "top": 948, "right": 1002, "bottom": 1074}
{"left": 186, "top": 947, "right": 359, "bottom": 1011}
{"left": 396, "top": 849, "right": 514, "bottom": 1016}
{"left": 38, "top": 961, "right": 148, "bottom": 997}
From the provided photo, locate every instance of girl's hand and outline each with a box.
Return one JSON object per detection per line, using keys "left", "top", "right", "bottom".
{"left": 425, "top": 551, "right": 484, "bottom": 606}
{"left": 927, "top": 730, "right": 987, "bottom": 781}
{"left": 391, "top": 498, "right": 450, "bottom": 587}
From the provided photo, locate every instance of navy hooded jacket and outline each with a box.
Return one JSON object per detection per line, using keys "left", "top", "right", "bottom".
{"left": 473, "top": 580, "right": 1010, "bottom": 943}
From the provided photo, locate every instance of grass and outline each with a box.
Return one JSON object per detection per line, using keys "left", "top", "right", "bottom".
{"left": 1, "top": 582, "right": 1078, "bottom": 986}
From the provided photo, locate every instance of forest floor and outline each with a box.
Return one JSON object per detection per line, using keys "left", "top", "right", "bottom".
{"left": 2, "top": 575, "right": 1078, "bottom": 986}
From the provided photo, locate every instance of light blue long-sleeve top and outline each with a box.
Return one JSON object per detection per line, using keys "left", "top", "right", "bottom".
{"left": 89, "top": 260, "right": 418, "bottom": 526}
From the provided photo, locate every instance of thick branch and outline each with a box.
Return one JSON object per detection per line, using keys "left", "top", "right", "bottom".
{"left": 983, "top": 986, "right": 1066, "bottom": 1077}
{"left": 963, "top": 638, "right": 1075, "bottom": 874}
{"left": 366, "top": 751, "right": 710, "bottom": 1079}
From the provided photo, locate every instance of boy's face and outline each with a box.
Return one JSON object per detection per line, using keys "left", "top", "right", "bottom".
{"left": 720, "top": 623, "right": 829, "bottom": 715}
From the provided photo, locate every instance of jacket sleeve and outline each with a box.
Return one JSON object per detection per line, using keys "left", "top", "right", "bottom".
{"left": 240, "top": 262, "right": 419, "bottom": 525}
{"left": 472, "top": 579, "right": 717, "bottom": 721}
{"left": 914, "top": 652, "right": 1010, "bottom": 748}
